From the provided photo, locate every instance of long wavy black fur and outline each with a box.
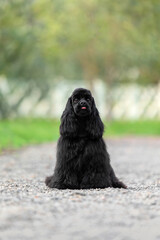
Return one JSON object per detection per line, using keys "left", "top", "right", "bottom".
{"left": 45, "top": 88, "right": 127, "bottom": 189}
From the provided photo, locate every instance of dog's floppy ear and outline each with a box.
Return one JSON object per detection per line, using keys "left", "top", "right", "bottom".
{"left": 86, "top": 98, "right": 104, "bottom": 139}
{"left": 60, "top": 97, "right": 78, "bottom": 137}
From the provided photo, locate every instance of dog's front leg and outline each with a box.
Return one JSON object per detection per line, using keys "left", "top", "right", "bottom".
{"left": 80, "top": 171, "right": 112, "bottom": 189}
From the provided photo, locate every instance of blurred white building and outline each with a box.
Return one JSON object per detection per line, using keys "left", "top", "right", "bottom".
{"left": 0, "top": 77, "right": 160, "bottom": 119}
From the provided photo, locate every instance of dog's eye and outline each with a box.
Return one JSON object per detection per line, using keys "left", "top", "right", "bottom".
{"left": 86, "top": 98, "right": 90, "bottom": 102}
{"left": 74, "top": 98, "right": 78, "bottom": 103}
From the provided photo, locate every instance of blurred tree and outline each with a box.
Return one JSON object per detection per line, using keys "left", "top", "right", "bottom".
{"left": 0, "top": 0, "right": 58, "bottom": 117}
{"left": 126, "top": 0, "right": 160, "bottom": 85}
{"left": 0, "top": 0, "right": 160, "bottom": 119}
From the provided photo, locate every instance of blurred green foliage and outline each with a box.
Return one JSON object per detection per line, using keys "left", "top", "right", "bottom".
{"left": 0, "top": 0, "right": 160, "bottom": 121}
{"left": 0, "top": 118, "right": 160, "bottom": 152}
{"left": 0, "top": 0, "right": 160, "bottom": 86}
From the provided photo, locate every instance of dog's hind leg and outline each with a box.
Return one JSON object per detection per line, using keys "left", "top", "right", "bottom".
{"left": 110, "top": 167, "right": 127, "bottom": 189}
{"left": 45, "top": 176, "right": 53, "bottom": 186}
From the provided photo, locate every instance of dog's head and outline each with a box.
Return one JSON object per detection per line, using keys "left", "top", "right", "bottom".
{"left": 71, "top": 88, "right": 93, "bottom": 117}
{"left": 60, "top": 88, "right": 104, "bottom": 138}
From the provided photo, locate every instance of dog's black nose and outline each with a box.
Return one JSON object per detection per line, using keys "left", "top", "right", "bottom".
{"left": 80, "top": 100, "right": 87, "bottom": 106}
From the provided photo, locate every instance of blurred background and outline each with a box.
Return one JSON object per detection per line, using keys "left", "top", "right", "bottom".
{"left": 0, "top": 0, "right": 160, "bottom": 151}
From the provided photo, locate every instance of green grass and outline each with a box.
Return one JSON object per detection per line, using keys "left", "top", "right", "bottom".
{"left": 0, "top": 118, "right": 160, "bottom": 152}
{"left": 0, "top": 118, "right": 60, "bottom": 152}
{"left": 104, "top": 120, "right": 160, "bottom": 137}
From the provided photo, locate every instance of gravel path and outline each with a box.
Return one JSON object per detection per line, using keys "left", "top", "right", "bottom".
{"left": 0, "top": 137, "right": 160, "bottom": 240}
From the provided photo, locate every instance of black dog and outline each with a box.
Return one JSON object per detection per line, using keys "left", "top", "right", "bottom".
{"left": 45, "top": 88, "right": 126, "bottom": 189}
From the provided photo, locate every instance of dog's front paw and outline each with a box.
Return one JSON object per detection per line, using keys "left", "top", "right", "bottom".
{"left": 45, "top": 176, "right": 68, "bottom": 189}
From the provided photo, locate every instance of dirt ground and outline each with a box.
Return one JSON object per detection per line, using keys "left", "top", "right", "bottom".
{"left": 0, "top": 137, "right": 160, "bottom": 240}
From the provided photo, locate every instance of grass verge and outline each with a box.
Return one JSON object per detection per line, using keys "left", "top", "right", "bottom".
{"left": 105, "top": 120, "right": 160, "bottom": 136}
{"left": 0, "top": 118, "right": 160, "bottom": 152}
{"left": 0, "top": 118, "right": 59, "bottom": 152}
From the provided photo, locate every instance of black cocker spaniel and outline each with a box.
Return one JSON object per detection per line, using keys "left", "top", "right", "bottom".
{"left": 45, "top": 88, "right": 127, "bottom": 189}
